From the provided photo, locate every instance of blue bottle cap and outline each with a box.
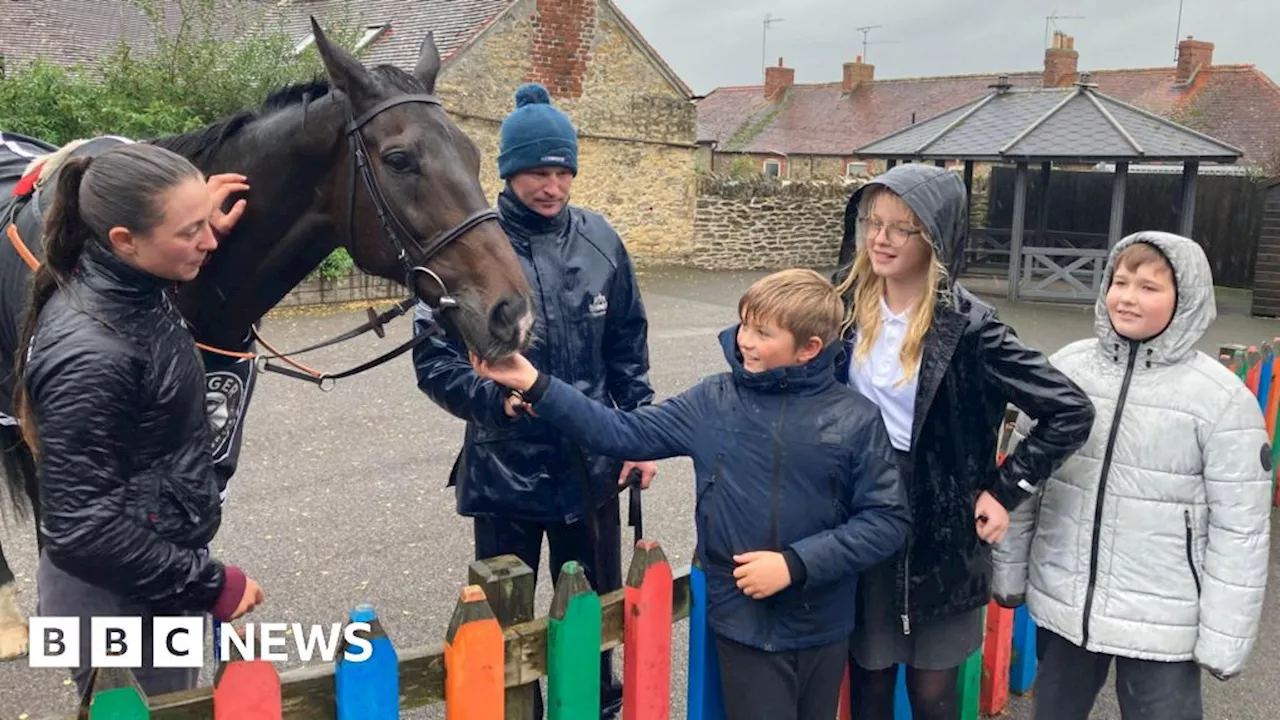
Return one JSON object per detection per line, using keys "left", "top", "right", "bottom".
{"left": 350, "top": 603, "right": 376, "bottom": 623}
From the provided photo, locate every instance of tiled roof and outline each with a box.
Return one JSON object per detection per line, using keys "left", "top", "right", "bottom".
{"left": 857, "top": 84, "right": 1242, "bottom": 162}
{"left": 276, "top": 0, "right": 516, "bottom": 69}
{"left": 698, "top": 65, "right": 1280, "bottom": 167}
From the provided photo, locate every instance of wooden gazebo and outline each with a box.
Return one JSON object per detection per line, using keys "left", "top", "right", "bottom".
{"left": 853, "top": 73, "right": 1243, "bottom": 302}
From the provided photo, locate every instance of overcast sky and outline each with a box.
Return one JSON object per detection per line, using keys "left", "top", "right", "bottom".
{"left": 612, "top": 0, "right": 1279, "bottom": 96}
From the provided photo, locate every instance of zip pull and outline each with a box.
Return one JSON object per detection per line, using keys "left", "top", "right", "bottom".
{"left": 901, "top": 614, "right": 911, "bottom": 635}
{"left": 1184, "top": 509, "right": 1192, "bottom": 529}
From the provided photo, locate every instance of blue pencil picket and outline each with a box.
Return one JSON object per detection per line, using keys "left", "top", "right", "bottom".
{"left": 335, "top": 603, "right": 399, "bottom": 719}
{"left": 686, "top": 561, "right": 726, "bottom": 720}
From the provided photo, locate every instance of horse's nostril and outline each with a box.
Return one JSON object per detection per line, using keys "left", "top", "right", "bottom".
{"left": 489, "top": 294, "right": 526, "bottom": 330}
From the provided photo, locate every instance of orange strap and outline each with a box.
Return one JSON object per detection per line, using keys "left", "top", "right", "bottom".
{"left": 7, "top": 222, "right": 256, "bottom": 360}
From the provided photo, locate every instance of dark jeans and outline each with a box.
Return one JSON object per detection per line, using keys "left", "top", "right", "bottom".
{"left": 715, "top": 633, "right": 847, "bottom": 720}
{"left": 1033, "top": 627, "right": 1204, "bottom": 720}
{"left": 473, "top": 501, "right": 623, "bottom": 719}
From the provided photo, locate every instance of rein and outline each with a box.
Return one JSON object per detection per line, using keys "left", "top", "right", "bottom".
{"left": 5, "top": 221, "right": 432, "bottom": 392}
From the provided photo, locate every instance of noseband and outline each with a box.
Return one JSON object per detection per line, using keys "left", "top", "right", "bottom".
{"left": 343, "top": 93, "right": 499, "bottom": 311}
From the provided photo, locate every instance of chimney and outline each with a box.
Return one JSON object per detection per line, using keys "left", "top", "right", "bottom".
{"left": 765, "top": 57, "right": 794, "bottom": 101}
{"left": 842, "top": 55, "right": 875, "bottom": 92}
{"left": 1176, "top": 36, "right": 1214, "bottom": 84}
{"left": 1043, "top": 30, "right": 1078, "bottom": 87}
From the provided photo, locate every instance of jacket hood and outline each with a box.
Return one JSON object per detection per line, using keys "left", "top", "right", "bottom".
{"left": 718, "top": 324, "right": 839, "bottom": 394}
{"left": 839, "top": 164, "right": 969, "bottom": 283}
{"left": 1094, "top": 231, "right": 1215, "bottom": 366}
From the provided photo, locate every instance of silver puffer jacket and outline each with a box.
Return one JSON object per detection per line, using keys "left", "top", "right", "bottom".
{"left": 993, "top": 231, "right": 1272, "bottom": 679}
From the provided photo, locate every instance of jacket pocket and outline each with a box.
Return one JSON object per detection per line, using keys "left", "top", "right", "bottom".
{"left": 1184, "top": 509, "right": 1202, "bottom": 597}
{"left": 696, "top": 453, "right": 729, "bottom": 564}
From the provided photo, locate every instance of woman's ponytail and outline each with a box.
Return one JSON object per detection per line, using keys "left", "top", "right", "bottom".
{"left": 13, "top": 155, "right": 96, "bottom": 452}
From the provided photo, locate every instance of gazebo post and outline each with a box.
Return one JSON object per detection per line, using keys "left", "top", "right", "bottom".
{"left": 1035, "top": 161, "right": 1052, "bottom": 246}
{"left": 963, "top": 160, "right": 975, "bottom": 227}
{"left": 1178, "top": 160, "right": 1199, "bottom": 237}
{"left": 887, "top": 158, "right": 898, "bottom": 169}
{"left": 1008, "top": 161, "right": 1029, "bottom": 301}
{"left": 1102, "top": 161, "right": 1129, "bottom": 288}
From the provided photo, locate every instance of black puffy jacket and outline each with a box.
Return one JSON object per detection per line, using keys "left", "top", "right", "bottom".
{"left": 24, "top": 241, "right": 229, "bottom": 613}
{"left": 833, "top": 165, "right": 1095, "bottom": 626}
{"left": 414, "top": 188, "right": 653, "bottom": 523}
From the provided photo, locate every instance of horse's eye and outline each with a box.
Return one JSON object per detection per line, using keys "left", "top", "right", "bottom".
{"left": 382, "top": 151, "right": 418, "bottom": 174}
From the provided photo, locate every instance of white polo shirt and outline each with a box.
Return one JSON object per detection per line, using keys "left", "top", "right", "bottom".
{"left": 847, "top": 297, "right": 920, "bottom": 452}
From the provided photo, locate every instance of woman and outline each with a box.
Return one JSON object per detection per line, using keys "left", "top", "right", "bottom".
{"left": 833, "top": 164, "right": 1094, "bottom": 719}
{"left": 14, "top": 143, "right": 263, "bottom": 696}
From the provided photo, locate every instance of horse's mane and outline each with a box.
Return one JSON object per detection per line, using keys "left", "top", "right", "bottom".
{"left": 150, "top": 66, "right": 425, "bottom": 165}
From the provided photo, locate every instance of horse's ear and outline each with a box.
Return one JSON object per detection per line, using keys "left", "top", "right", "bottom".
{"left": 310, "top": 17, "right": 377, "bottom": 107}
{"left": 414, "top": 31, "right": 441, "bottom": 93}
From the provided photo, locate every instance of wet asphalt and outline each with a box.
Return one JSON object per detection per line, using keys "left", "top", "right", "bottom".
{"left": 1, "top": 266, "right": 1279, "bottom": 719}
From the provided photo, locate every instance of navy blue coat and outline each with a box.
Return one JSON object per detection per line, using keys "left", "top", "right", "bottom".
{"left": 523, "top": 326, "right": 911, "bottom": 652}
{"left": 413, "top": 189, "right": 653, "bottom": 523}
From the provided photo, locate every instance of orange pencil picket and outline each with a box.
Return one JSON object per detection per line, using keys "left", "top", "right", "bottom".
{"left": 836, "top": 664, "right": 852, "bottom": 720}
{"left": 624, "top": 540, "right": 674, "bottom": 720}
{"left": 444, "top": 585, "right": 505, "bottom": 720}
{"left": 979, "top": 602, "right": 1014, "bottom": 715}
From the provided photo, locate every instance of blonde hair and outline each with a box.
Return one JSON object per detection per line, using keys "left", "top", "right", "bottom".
{"left": 835, "top": 186, "right": 948, "bottom": 384}
{"left": 738, "top": 268, "right": 844, "bottom": 346}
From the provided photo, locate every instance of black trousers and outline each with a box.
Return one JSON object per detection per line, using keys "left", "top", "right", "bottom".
{"left": 473, "top": 501, "right": 624, "bottom": 719}
{"left": 715, "top": 633, "right": 848, "bottom": 720}
{"left": 1033, "top": 627, "right": 1204, "bottom": 720}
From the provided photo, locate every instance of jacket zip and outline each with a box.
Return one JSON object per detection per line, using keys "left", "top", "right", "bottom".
{"left": 901, "top": 545, "right": 912, "bottom": 635}
{"left": 765, "top": 394, "right": 788, "bottom": 651}
{"left": 1184, "top": 509, "right": 1202, "bottom": 596}
{"left": 1081, "top": 341, "right": 1139, "bottom": 649}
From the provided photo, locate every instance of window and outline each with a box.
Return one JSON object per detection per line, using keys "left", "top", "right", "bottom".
{"left": 846, "top": 161, "right": 867, "bottom": 177}
{"left": 763, "top": 159, "right": 782, "bottom": 177}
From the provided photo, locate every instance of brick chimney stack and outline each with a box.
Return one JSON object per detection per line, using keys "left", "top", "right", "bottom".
{"left": 765, "top": 57, "right": 794, "bottom": 101}
{"left": 1176, "top": 36, "right": 1214, "bottom": 84}
{"left": 530, "top": 0, "right": 596, "bottom": 99}
{"left": 1043, "top": 30, "right": 1078, "bottom": 87}
{"left": 842, "top": 55, "right": 875, "bottom": 93}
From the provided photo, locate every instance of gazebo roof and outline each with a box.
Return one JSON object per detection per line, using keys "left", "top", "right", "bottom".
{"left": 855, "top": 74, "right": 1243, "bottom": 164}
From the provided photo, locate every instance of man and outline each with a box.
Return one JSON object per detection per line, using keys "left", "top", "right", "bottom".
{"left": 412, "top": 82, "right": 655, "bottom": 719}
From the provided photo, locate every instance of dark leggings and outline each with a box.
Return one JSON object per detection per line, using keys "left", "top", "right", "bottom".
{"left": 851, "top": 664, "right": 958, "bottom": 720}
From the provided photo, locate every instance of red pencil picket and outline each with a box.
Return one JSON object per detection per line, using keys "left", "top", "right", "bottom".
{"left": 624, "top": 540, "right": 674, "bottom": 720}
{"left": 979, "top": 601, "right": 1014, "bottom": 715}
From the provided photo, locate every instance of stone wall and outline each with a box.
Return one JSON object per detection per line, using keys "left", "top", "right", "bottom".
{"left": 690, "top": 175, "right": 864, "bottom": 270}
{"left": 435, "top": 0, "right": 697, "bottom": 262}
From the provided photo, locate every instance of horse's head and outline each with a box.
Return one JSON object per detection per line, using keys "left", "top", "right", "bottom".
{"left": 311, "top": 20, "right": 533, "bottom": 360}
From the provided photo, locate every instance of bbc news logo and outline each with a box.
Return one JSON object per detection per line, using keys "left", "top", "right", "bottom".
{"left": 28, "top": 617, "right": 374, "bottom": 668}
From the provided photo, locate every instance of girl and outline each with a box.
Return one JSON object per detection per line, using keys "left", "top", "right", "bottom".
{"left": 15, "top": 143, "right": 263, "bottom": 696}
{"left": 833, "top": 163, "right": 1095, "bottom": 719}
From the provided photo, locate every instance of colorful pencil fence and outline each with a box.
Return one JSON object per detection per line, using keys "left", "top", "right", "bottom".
{"left": 66, "top": 408, "right": 1054, "bottom": 719}
{"left": 1219, "top": 341, "right": 1280, "bottom": 506}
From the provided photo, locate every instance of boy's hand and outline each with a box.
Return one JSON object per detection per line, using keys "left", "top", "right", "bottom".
{"left": 471, "top": 351, "right": 539, "bottom": 392}
{"left": 975, "top": 491, "right": 1010, "bottom": 544}
{"left": 732, "top": 551, "right": 791, "bottom": 600}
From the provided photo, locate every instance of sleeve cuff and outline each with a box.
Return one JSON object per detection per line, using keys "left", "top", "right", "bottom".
{"left": 783, "top": 548, "right": 808, "bottom": 587}
{"left": 211, "top": 564, "right": 246, "bottom": 622}
{"left": 523, "top": 371, "right": 551, "bottom": 404}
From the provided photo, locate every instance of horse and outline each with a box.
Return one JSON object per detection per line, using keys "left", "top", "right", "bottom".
{"left": 0, "top": 18, "right": 535, "bottom": 660}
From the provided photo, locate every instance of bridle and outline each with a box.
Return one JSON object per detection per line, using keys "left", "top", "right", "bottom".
{"left": 242, "top": 92, "right": 503, "bottom": 389}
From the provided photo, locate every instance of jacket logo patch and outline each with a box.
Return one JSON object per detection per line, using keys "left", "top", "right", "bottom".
{"left": 206, "top": 371, "right": 245, "bottom": 459}
{"left": 1263, "top": 443, "right": 1273, "bottom": 472}
{"left": 588, "top": 293, "right": 608, "bottom": 318}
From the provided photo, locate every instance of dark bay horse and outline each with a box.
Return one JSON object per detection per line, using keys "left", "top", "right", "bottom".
{"left": 0, "top": 19, "right": 533, "bottom": 658}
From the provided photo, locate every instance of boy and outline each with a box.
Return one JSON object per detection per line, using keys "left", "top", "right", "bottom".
{"left": 993, "top": 232, "right": 1272, "bottom": 720}
{"left": 473, "top": 268, "right": 910, "bottom": 720}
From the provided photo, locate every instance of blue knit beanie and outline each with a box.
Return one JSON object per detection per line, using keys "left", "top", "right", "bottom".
{"left": 497, "top": 83, "right": 578, "bottom": 179}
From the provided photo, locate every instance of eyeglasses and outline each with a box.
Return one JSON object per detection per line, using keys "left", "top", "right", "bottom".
{"left": 857, "top": 217, "right": 924, "bottom": 247}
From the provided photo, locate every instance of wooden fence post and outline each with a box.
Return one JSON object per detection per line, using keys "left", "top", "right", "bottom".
{"left": 957, "top": 605, "right": 985, "bottom": 720}
{"left": 81, "top": 666, "right": 149, "bottom": 719}
{"left": 469, "top": 554, "right": 536, "bottom": 720}
{"left": 686, "top": 560, "right": 725, "bottom": 720}
{"left": 335, "top": 604, "right": 398, "bottom": 719}
{"left": 548, "top": 560, "right": 601, "bottom": 719}
{"left": 623, "top": 540, "right": 673, "bottom": 720}
{"left": 445, "top": 585, "right": 505, "bottom": 719}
